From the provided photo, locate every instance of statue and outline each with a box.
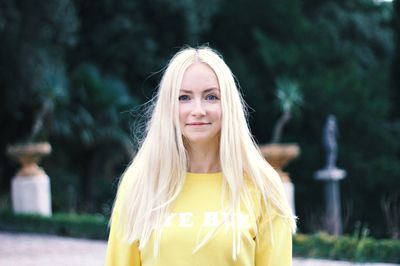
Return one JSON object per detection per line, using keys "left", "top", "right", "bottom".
{"left": 323, "top": 115, "right": 338, "bottom": 169}
{"left": 314, "top": 114, "right": 347, "bottom": 236}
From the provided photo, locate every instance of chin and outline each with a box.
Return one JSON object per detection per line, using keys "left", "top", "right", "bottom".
{"left": 184, "top": 134, "right": 219, "bottom": 146}
{"left": 186, "top": 137, "right": 210, "bottom": 144}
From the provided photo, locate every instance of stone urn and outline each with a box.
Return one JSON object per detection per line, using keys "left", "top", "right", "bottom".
{"left": 259, "top": 143, "right": 300, "bottom": 214}
{"left": 7, "top": 142, "right": 52, "bottom": 177}
{"left": 259, "top": 143, "right": 300, "bottom": 182}
{"left": 7, "top": 142, "right": 52, "bottom": 216}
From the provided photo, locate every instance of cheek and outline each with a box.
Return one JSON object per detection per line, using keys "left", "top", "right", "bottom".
{"left": 212, "top": 105, "right": 222, "bottom": 121}
{"left": 178, "top": 105, "right": 189, "bottom": 123}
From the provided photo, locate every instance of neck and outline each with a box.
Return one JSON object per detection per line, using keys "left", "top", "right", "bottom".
{"left": 186, "top": 142, "right": 221, "bottom": 173}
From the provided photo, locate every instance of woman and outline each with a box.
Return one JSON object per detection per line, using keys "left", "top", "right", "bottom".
{"left": 106, "top": 46, "right": 296, "bottom": 265}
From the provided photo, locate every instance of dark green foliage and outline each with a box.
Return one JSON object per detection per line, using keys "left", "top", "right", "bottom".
{"left": 392, "top": 0, "right": 400, "bottom": 115}
{"left": 69, "top": 0, "right": 220, "bottom": 101}
{"left": 0, "top": 209, "right": 108, "bottom": 240}
{"left": 293, "top": 233, "right": 400, "bottom": 263}
{"left": 47, "top": 64, "right": 139, "bottom": 212}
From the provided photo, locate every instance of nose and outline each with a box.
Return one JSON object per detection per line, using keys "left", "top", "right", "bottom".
{"left": 191, "top": 99, "right": 206, "bottom": 116}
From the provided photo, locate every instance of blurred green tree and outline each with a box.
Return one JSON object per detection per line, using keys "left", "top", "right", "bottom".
{"left": 391, "top": 0, "right": 400, "bottom": 118}
{"left": 0, "top": 0, "right": 78, "bottom": 204}
{"left": 47, "top": 64, "right": 138, "bottom": 212}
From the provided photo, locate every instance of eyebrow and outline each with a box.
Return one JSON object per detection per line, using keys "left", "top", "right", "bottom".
{"left": 180, "top": 88, "right": 220, "bottom": 93}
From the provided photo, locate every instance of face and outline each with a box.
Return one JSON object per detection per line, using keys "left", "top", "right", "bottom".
{"left": 179, "top": 62, "right": 221, "bottom": 146}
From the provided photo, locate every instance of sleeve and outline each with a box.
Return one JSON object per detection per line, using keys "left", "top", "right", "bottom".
{"left": 105, "top": 212, "right": 141, "bottom": 266}
{"left": 254, "top": 214, "right": 292, "bottom": 266}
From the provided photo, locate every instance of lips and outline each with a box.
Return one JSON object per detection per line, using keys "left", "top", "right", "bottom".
{"left": 187, "top": 122, "right": 211, "bottom": 126}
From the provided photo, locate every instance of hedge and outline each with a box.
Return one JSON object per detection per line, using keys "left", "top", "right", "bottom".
{"left": 1, "top": 210, "right": 399, "bottom": 263}
{"left": 0, "top": 209, "right": 108, "bottom": 240}
{"left": 293, "top": 233, "right": 400, "bottom": 263}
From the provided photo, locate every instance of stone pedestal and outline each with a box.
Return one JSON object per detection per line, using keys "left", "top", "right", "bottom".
{"left": 283, "top": 180, "right": 295, "bottom": 215}
{"left": 315, "top": 168, "right": 346, "bottom": 181}
{"left": 7, "top": 142, "right": 52, "bottom": 216}
{"left": 11, "top": 175, "right": 52, "bottom": 216}
{"left": 315, "top": 167, "right": 346, "bottom": 236}
{"left": 259, "top": 143, "right": 300, "bottom": 215}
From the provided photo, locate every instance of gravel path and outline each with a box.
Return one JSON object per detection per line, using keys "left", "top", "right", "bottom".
{"left": 0, "top": 232, "right": 106, "bottom": 266}
{"left": 0, "top": 232, "right": 398, "bottom": 266}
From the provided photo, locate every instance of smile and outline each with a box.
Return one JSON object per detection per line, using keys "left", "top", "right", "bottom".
{"left": 187, "top": 123, "right": 211, "bottom": 126}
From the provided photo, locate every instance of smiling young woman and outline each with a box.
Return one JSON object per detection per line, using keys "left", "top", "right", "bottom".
{"left": 178, "top": 62, "right": 222, "bottom": 173}
{"left": 106, "top": 46, "right": 296, "bottom": 266}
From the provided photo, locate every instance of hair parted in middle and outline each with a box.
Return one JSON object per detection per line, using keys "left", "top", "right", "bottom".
{"left": 111, "top": 46, "right": 296, "bottom": 259}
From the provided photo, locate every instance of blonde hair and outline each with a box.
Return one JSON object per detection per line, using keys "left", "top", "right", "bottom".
{"left": 111, "top": 46, "right": 296, "bottom": 259}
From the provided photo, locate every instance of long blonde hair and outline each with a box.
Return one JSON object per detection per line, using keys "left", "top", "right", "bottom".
{"left": 111, "top": 46, "right": 296, "bottom": 259}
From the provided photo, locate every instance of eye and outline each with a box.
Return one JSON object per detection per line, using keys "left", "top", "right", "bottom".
{"left": 179, "top": 95, "right": 190, "bottom": 101}
{"left": 205, "top": 94, "right": 219, "bottom": 100}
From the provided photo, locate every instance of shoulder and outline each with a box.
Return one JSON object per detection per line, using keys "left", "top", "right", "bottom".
{"left": 242, "top": 176, "right": 276, "bottom": 222}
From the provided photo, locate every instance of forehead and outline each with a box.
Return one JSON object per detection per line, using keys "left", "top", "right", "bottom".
{"left": 180, "top": 63, "right": 220, "bottom": 91}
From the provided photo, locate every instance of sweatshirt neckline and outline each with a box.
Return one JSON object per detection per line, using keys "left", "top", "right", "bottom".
{"left": 186, "top": 172, "right": 222, "bottom": 180}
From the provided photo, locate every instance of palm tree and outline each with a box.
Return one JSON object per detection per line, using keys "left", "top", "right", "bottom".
{"left": 271, "top": 77, "right": 303, "bottom": 143}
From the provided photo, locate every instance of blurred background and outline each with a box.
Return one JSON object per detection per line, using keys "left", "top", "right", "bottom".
{"left": 0, "top": 0, "right": 399, "bottom": 241}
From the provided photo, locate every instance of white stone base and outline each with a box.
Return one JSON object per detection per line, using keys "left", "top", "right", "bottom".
{"left": 283, "top": 180, "right": 295, "bottom": 215}
{"left": 11, "top": 175, "right": 52, "bottom": 216}
{"left": 315, "top": 168, "right": 346, "bottom": 181}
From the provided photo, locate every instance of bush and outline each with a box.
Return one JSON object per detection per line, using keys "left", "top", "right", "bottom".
{"left": 331, "top": 235, "right": 358, "bottom": 260}
{"left": 294, "top": 233, "right": 400, "bottom": 263}
{"left": 355, "top": 237, "right": 400, "bottom": 263}
{"left": 0, "top": 209, "right": 108, "bottom": 240}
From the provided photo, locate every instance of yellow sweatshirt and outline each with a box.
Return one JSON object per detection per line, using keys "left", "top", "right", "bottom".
{"left": 106, "top": 172, "right": 292, "bottom": 266}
